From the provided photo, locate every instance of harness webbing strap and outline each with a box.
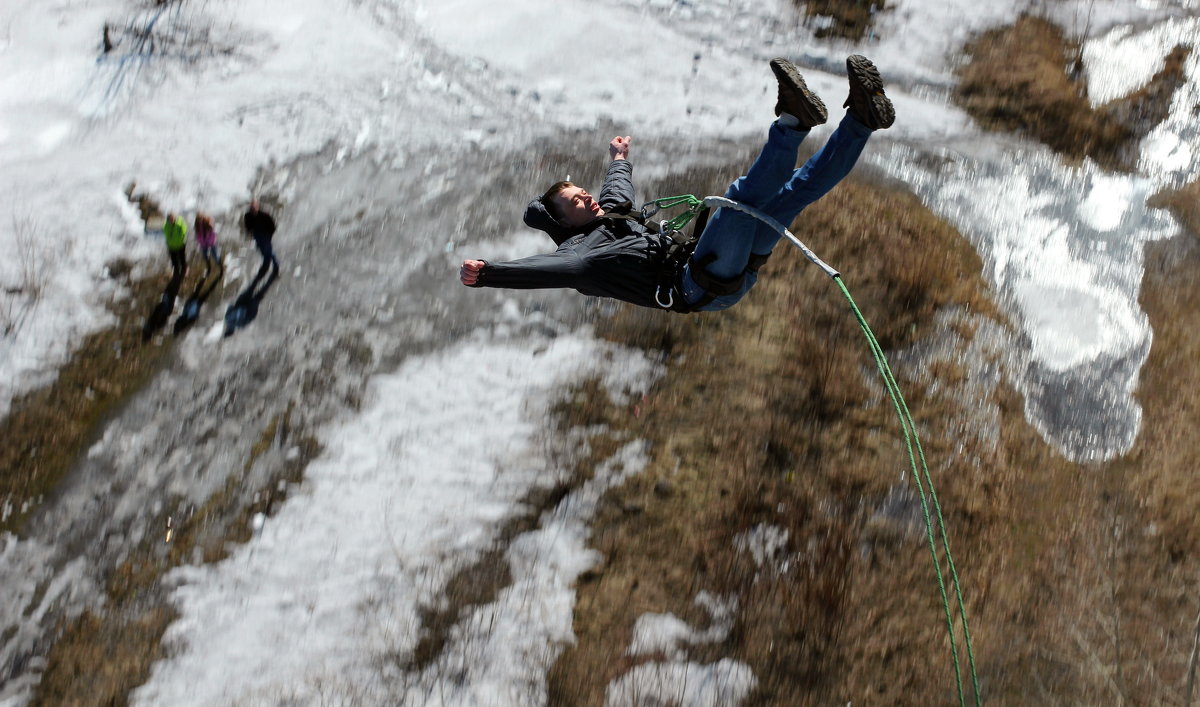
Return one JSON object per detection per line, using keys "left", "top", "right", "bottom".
{"left": 688, "top": 253, "right": 745, "bottom": 296}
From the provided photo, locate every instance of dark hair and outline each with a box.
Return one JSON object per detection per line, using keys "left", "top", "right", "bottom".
{"left": 539, "top": 181, "right": 574, "bottom": 222}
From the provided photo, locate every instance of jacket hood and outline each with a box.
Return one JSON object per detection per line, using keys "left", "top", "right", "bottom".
{"left": 523, "top": 198, "right": 583, "bottom": 246}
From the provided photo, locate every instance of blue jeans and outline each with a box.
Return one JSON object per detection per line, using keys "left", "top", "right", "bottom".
{"left": 682, "top": 113, "right": 873, "bottom": 311}
{"left": 252, "top": 234, "right": 280, "bottom": 285}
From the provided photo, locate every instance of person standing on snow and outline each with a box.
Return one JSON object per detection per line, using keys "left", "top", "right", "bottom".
{"left": 459, "top": 55, "right": 895, "bottom": 312}
{"left": 243, "top": 199, "right": 279, "bottom": 286}
{"left": 163, "top": 212, "right": 188, "bottom": 279}
{"left": 194, "top": 212, "right": 221, "bottom": 274}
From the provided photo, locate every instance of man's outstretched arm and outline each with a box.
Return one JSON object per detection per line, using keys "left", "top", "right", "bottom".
{"left": 598, "top": 135, "right": 635, "bottom": 210}
{"left": 459, "top": 250, "right": 584, "bottom": 289}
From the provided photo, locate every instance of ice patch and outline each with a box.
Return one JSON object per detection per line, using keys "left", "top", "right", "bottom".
{"left": 1143, "top": 128, "right": 1195, "bottom": 174}
{"left": 627, "top": 592, "right": 737, "bottom": 659}
{"left": 1078, "top": 173, "right": 1134, "bottom": 232}
{"left": 1086, "top": 16, "right": 1200, "bottom": 183}
{"left": 1084, "top": 16, "right": 1199, "bottom": 105}
{"left": 876, "top": 139, "right": 1172, "bottom": 460}
{"left": 1084, "top": 25, "right": 1171, "bottom": 105}
{"left": 609, "top": 593, "right": 753, "bottom": 706}
{"left": 1013, "top": 279, "right": 1140, "bottom": 372}
{"left": 734, "top": 523, "right": 791, "bottom": 573}
{"left": 606, "top": 659, "right": 756, "bottom": 707}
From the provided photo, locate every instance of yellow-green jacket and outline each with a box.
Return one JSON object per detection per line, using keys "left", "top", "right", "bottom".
{"left": 164, "top": 216, "right": 187, "bottom": 251}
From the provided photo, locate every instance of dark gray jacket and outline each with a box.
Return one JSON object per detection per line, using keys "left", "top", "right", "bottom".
{"left": 471, "top": 160, "right": 679, "bottom": 310}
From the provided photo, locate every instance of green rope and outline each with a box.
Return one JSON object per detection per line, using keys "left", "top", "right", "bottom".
{"left": 651, "top": 193, "right": 982, "bottom": 704}
{"left": 650, "top": 194, "right": 706, "bottom": 232}
{"left": 834, "top": 276, "right": 981, "bottom": 707}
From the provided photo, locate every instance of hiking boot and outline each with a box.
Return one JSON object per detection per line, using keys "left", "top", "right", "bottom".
{"left": 769, "top": 58, "right": 827, "bottom": 129}
{"left": 843, "top": 54, "right": 894, "bottom": 130}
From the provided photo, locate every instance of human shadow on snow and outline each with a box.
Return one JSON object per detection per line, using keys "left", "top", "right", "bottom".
{"left": 173, "top": 264, "right": 224, "bottom": 336}
{"left": 223, "top": 270, "right": 279, "bottom": 337}
{"left": 142, "top": 270, "right": 184, "bottom": 342}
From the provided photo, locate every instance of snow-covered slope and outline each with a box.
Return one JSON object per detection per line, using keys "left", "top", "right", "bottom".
{"left": 1, "top": 0, "right": 1198, "bottom": 704}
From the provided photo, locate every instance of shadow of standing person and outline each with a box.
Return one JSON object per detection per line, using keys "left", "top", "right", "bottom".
{"left": 173, "top": 265, "right": 224, "bottom": 336}
{"left": 143, "top": 269, "right": 185, "bottom": 341}
{"left": 223, "top": 268, "right": 279, "bottom": 337}
{"left": 224, "top": 198, "right": 282, "bottom": 337}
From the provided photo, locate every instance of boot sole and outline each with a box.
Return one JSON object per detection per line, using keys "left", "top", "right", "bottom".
{"left": 846, "top": 55, "right": 894, "bottom": 129}
{"left": 770, "top": 59, "right": 828, "bottom": 127}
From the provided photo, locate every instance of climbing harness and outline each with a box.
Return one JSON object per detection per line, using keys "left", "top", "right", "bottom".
{"left": 639, "top": 194, "right": 760, "bottom": 311}
{"left": 646, "top": 193, "right": 983, "bottom": 707}
{"left": 626, "top": 195, "right": 705, "bottom": 312}
{"left": 641, "top": 195, "right": 778, "bottom": 312}
{"left": 597, "top": 201, "right": 697, "bottom": 312}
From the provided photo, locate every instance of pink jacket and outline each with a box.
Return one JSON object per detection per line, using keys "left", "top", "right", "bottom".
{"left": 195, "top": 220, "right": 217, "bottom": 248}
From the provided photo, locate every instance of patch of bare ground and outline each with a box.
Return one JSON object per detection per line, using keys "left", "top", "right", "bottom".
{"left": 547, "top": 162, "right": 1002, "bottom": 704}
{"left": 1005, "top": 186, "right": 1200, "bottom": 705}
{"left": 400, "top": 394, "right": 628, "bottom": 674}
{"left": 1, "top": 185, "right": 185, "bottom": 534}
{"left": 544, "top": 164, "right": 1200, "bottom": 702}
{"left": 1, "top": 261, "right": 190, "bottom": 534}
{"left": 1150, "top": 179, "right": 1200, "bottom": 239}
{"left": 32, "top": 414, "right": 324, "bottom": 707}
{"left": 1104, "top": 183, "right": 1200, "bottom": 703}
{"left": 33, "top": 318, "right": 378, "bottom": 704}
{"left": 793, "top": 0, "right": 890, "bottom": 41}
{"left": 956, "top": 14, "right": 1190, "bottom": 171}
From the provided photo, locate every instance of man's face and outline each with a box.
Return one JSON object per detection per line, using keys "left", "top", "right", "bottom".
{"left": 551, "top": 186, "right": 604, "bottom": 228}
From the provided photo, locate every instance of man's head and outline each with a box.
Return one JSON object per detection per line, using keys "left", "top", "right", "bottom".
{"left": 541, "top": 181, "right": 604, "bottom": 228}
{"left": 249, "top": 199, "right": 260, "bottom": 212}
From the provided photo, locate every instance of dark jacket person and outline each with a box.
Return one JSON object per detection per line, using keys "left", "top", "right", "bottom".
{"left": 243, "top": 199, "right": 280, "bottom": 285}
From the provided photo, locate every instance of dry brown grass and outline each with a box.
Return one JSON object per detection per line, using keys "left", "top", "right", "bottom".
{"left": 1034, "top": 191, "right": 1200, "bottom": 705}
{"left": 956, "top": 14, "right": 1189, "bottom": 171}
{"left": 544, "top": 163, "right": 1200, "bottom": 702}
{"left": 1150, "top": 179, "right": 1200, "bottom": 240}
{"left": 547, "top": 170, "right": 1001, "bottom": 705}
{"left": 34, "top": 607, "right": 177, "bottom": 707}
{"left": 794, "top": 0, "right": 890, "bottom": 41}
{"left": 1113, "top": 183, "right": 1200, "bottom": 702}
